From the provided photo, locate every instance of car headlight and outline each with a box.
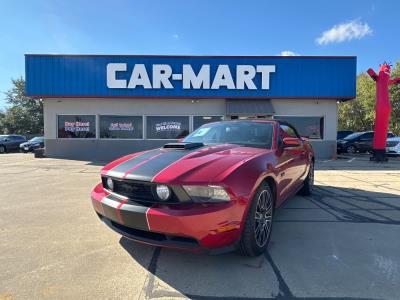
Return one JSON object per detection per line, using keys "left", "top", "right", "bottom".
{"left": 156, "top": 184, "right": 171, "bottom": 201}
{"left": 183, "top": 185, "right": 230, "bottom": 203}
{"left": 106, "top": 177, "right": 114, "bottom": 191}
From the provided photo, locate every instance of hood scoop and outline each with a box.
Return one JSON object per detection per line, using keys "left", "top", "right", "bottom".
{"left": 163, "top": 142, "right": 204, "bottom": 150}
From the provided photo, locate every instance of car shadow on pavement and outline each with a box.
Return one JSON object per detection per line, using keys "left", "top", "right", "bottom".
{"left": 119, "top": 185, "right": 400, "bottom": 300}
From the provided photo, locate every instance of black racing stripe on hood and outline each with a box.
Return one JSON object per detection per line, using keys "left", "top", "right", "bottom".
{"left": 108, "top": 149, "right": 162, "bottom": 176}
{"left": 124, "top": 148, "right": 201, "bottom": 182}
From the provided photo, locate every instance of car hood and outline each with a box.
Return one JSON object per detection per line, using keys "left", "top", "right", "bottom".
{"left": 102, "top": 144, "right": 269, "bottom": 184}
{"left": 337, "top": 139, "right": 349, "bottom": 144}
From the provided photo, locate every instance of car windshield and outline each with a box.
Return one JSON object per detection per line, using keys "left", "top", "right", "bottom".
{"left": 344, "top": 132, "right": 363, "bottom": 140}
{"left": 29, "top": 137, "right": 43, "bottom": 142}
{"left": 0, "top": 135, "right": 7, "bottom": 140}
{"left": 183, "top": 121, "right": 274, "bottom": 149}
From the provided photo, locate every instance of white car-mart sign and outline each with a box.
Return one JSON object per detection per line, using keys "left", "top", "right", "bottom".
{"left": 107, "top": 63, "right": 276, "bottom": 90}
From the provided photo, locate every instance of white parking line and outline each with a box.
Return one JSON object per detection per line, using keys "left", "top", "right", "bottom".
{"left": 347, "top": 157, "right": 356, "bottom": 163}
{"left": 320, "top": 159, "right": 333, "bottom": 163}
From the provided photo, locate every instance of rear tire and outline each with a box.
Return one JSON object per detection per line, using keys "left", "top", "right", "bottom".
{"left": 299, "top": 161, "right": 314, "bottom": 195}
{"left": 0, "top": 145, "right": 6, "bottom": 154}
{"left": 239, "top": 182, "right": 274, "bottom": 257}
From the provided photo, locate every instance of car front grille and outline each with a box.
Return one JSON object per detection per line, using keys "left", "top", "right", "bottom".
{"left": 114, "top": 180, "right": 154, "bottom": 200}
{"left": 101, "top": 177, "right": 180, "bottom": 203}
{"left": 387, "top": 141, "right": 399, "bottom": 147}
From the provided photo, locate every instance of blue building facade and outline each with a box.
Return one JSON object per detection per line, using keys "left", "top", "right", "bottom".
{"left": 25, "top": 54, "right": 356, "bottom": 160}
{"left": 25, "top": 55, "right": 356, "bottom": 99}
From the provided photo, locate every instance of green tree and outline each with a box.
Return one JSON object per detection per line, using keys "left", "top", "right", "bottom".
{"left": 338, "top": 73, "right": 375, "bottom": 131}
{"left": 389, "top": 62, "right": 400, "bottom": 135}
{"left": 0, "top": 110, "right": 5, "bottom": 133}
{"left": 1, "top": 78, "right": 43, "bottom": 135}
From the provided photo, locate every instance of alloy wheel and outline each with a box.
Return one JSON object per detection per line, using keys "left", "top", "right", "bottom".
{"left": 346, "top": 146, "right": 356, "bottom": 154}
{"left": 254, "top": 189, "right": 273, "bottom": 247}
{"left": 0, "top": 146, "right": 5, "bottom": 154}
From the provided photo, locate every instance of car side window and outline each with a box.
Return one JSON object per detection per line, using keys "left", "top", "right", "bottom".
{"left": 278, "top": 123, "right": 300, "bottom": 148}
{"left": 289, "top": 125, "right": 301, "bottom": 138}
{"left": 279, "top": 124, "right": 298, "bottom": 138}
{"left": 360, "top": 132, "right": 373, "bottom": 140}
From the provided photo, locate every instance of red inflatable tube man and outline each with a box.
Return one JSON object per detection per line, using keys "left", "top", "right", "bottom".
{"left": 367, "top": 63, "right": 400, "bottom": 162}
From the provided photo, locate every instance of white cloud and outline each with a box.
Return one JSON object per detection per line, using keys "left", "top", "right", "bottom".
{"left": 316, "top": 20, "right": 372, "bottom": 45}
{"left": 172, "top": 34, "right": 179, "bottom": 40}
{"left": 279, "top": 50, "right": 300, "bottom": 56}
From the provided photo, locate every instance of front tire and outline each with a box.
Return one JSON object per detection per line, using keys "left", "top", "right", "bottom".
{"left": 0, "top": 145, "right": 6, "bottom": 154}
{"left": 239, "top": 182, "right": 274, "bottom": 257}
{"left": 346, "top": 145, "right": 356, "bottom": 154}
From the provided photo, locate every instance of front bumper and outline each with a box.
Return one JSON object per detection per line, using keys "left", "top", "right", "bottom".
{"left": 20, "top": 144, "right": 40, "bottom": 152}
{"left": 336, "top": 143, "right": 348, "bottom": 152}
{"left": 20, "top": 145, "right": 30, "bottom": 152}
{"left": 91, "top": 183, "right": 243, "bottom": 252}
{"left": 386, "top": 147, "right": 400, "bottom": 155}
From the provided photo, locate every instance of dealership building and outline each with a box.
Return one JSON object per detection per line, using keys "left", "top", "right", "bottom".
{"left": 25, "top": 54, "right": 356, "bottom": 161}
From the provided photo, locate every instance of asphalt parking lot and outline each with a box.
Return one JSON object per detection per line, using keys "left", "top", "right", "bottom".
{"left": 1, "top": 154, "right": 400, "bottom": 300}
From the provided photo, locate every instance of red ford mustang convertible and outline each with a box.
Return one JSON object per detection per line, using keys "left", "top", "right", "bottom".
{"left": 91, "top": 120, "right": 314, "bottom": 256}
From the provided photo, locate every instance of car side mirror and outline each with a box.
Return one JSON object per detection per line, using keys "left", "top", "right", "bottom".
{"left": 282, "top": 137, "right": 301, "bottom": 148}
{"left": 4, "top": 138, "right": 8, "bottom": 142}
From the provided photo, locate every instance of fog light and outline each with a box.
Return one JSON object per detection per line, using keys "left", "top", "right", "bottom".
{"left": 156, "top": 184, "right": 170, "bottom": 201}
{"left": 106, "top": 178, "right": 114, "bottom": 191}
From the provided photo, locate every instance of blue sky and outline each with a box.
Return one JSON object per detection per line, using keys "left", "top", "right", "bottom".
{"left": 1, "top": 0, "right": 399, "bottom": 108}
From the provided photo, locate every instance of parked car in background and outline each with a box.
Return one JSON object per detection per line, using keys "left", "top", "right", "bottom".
{"left": 337, "top": 131, "right": 395, "bottom": 154}
{"left": 337, "top": 130, "right": 353, "bottom": 140}
{"left": 92, "top": 120, "right": 315, "bottom": 256}
{"left": 19, "top": 136, "right": 44, "bottom": 153}
{"left": 386, "top": 137, "right": 400, "bottom": 155}
{"left": 0, "top": 135, "right": 27, "bottom": 153}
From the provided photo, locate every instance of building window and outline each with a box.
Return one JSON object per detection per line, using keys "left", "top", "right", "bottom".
{"left": 274, "top": 116, "right": 324, "bottom": 139}
{"left": 100, "top": 116, "right": 143, "bottom": 139}
{"left": 193, "top": 116, "right": 224, "bottom": 130}
{"left": 146, "top": 116, "right": 189, "bottom": 139}
{"left": 58, "top": 115, "right": 96, "bottom": 138}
